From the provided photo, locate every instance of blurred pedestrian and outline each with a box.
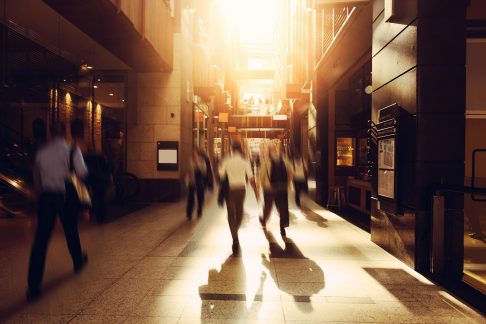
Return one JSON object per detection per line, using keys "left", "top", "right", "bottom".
{"left": 186, "top": 147, "right": 207, "bottom": 219}
{"left": 292, "top": 152, "right": 308, "bottom": 207}
{"left": 27, "top": 121, "right": 88, "bottom": 301}
{"left": 219, "top": 141, "right": 259, "bottom": 254}
{"left": 198, "top": 148, "right": 214, "bottom": 191}
{"left": 258, "top": 143, "right": 292, "bottom": 236}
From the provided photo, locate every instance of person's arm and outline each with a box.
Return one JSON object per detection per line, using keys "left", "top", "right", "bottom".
{"left": 246, "top": 161, "right": 260, "bottom": 201}
{"left": 33, "top": 155, "right": 42, "bottom": 192}
{"left": 72, "top": 147, "right": 89, "bottom": 179}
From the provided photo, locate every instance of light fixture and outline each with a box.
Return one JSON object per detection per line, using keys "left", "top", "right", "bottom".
{"left": 122, "top": 99, "right": 125, "bottom": 102}
{"left": 109, "top": 93, "right": 114, "bottom": 96}
{"left": 93, "top": 85, "right": 98, "bottom": 89}
{"left": 81, "top": 63, "right": 94, "bottom": 71}
{"left": 364, "top": 85, "right": 373, "bottom": 94}
{"left": 97, "top": 78, "right": 101, "bottom": 82}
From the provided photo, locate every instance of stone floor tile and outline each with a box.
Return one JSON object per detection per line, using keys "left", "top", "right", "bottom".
{"left": 68, "top": 315, "right": 127, "bottom": 323}
{"left": 3, "top": 314, "right": 74, "bottom": 324}
{"left": 133, "top": 295, "right": 188, "bottom": 317}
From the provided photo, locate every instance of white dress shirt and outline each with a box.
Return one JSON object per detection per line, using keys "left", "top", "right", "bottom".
{"left": 219, "top": 154, "right": 254, "bottom": 190}
{"left": 34, "top": 138, "right": 88, "bottom": 193}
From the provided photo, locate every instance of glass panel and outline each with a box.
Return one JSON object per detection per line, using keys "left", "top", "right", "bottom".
{"left": 463, "top": 192, "right": 486, "bottom": 294}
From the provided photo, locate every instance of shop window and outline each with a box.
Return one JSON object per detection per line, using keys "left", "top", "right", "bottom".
{"left": 336, "top": 137, "right": 355, "bottom": 167}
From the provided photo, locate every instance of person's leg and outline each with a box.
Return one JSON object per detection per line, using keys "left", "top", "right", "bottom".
{"left": 60, "top": 200, "right": 85, "bottom": 271}
{"left": 261, "top": 190, "right": 274, "bottom": 224}
{"left": 196, "top": 184, "right": 205, "bottom": 217}
{"left": 294, "top": 180, "right": 301, "bottom": 207}
{"left": 234, "top": 189, "right": 246, "bottom": 231}
{"left": 226, "top": 191, "right": 238, "bottom": 242}
{"left": 27, "top": 193, "right": 58, "bottom": 296}
{"left": 275, "top": 190, "right": 290, "bottom": 235}
{"left": 186, "top": 185, "right": 196, "bottom": 219}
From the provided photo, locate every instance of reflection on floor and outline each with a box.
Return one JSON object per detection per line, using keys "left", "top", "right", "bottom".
{"left": 0, "top": 189, "right": 484, "bottom": 323}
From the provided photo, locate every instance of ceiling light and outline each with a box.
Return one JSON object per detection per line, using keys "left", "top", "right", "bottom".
{"left": 109, "top": 93, "right": 114, "bottom": 96}
{"left": 93, "top": 85, "right": 98, "bottom": 89}
{"left": 122, "top": 99, "right": 125, "bottom": 102}
{"left": 97, "top": 78, "right": 101, "bottom": 82}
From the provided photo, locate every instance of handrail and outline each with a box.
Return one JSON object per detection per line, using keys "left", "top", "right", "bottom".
{"left": 434, "top": 184, "right": 486, "bottom": 196}
{"left": 471, "top": 148, "right": 486, "bottom": 201}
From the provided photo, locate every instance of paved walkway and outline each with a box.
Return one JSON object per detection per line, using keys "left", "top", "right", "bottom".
{"left": 0, "top": 189, "right": 484, "bottom": 323}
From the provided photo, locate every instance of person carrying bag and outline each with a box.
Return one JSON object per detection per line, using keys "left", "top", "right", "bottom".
{"left": 65, "top": 146, "right": 92, "bottom": 209}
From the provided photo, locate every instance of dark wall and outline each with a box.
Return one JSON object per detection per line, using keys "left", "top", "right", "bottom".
{"left": 371, "top": 0, "right": 467, "bottom": 273}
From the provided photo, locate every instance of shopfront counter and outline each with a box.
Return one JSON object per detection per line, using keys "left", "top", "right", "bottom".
{"left": 346, "top": 177, "right": 372, "bottom": 213}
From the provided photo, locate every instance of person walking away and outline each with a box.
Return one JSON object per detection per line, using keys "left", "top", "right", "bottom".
{"left": 27, "top": 122, "right": 88, "bottom": 300}
{"left": 198, "top": 148, "right": 214, "bottom": 191}
{"left": 186, "top": 147, "right": 207, "bottom": 219}
{"left": 292, "top": 152, "right": 308, "bottom": 207}
{"left": 258, "top": 143, "right": 292, "bottom": 236}
{"left": 219, "top": 142, "right": 260, "bottom": 254}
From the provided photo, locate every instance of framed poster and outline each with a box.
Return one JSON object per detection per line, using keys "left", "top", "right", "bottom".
{"left": 157, "top": 141, "right": 178, "bottom": 171}
{"left": 378, "top": 138, "right": 396, "bottom": 199}
{"left": 378, "top": 138, "right": 395, "bottom": 169}
{"left": 378, "top": 169, "right": 395, "bottom": 199}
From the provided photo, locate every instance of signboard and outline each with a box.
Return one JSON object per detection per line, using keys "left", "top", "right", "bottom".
{"left": 157, "top": 141, "right": 178, "bottom": 171}
{"left": 272, "top": 114, "right": 288, "bottom": 121}
{"left": 219, "top": 112, "right": 228, "bottom": 123}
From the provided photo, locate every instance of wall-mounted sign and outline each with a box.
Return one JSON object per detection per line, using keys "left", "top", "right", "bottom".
{"left": 272, "top": 114, "right": 288, "bottom": 121}
{"left": 157, "top": 141, "right": 178, "bottom": 171}
{"left": 219, "top": 112, "right": 228, "bottom": 123}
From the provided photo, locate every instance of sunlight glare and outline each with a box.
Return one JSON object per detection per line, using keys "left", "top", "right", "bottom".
{"left": 219, "top": 0, "right": 278, "bottom": 43}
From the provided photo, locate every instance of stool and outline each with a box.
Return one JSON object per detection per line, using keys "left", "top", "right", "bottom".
{"left": 326, "top": 186, "right": 345, "bottom": 210}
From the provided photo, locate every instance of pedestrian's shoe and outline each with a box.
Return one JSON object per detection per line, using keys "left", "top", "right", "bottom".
{"left": 26, "top": 287, "right": 41, "bottom": 301}
{"left": 74, "top": 252, "right": 88, "bottom": 273}
{"left": 186, "top": 213, "right": 192, "bottom": 220}
{"left": 258, "top": 216, "right": 266, "bottom": 228}
{"left": 280, "top": 227, "right": 286, "bottom": 237}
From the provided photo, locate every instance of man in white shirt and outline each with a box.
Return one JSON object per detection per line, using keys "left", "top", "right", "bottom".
{"left": 219, "top": 142, "right": 259, "bottom": 254}
{"left": 27, "top": 122, "right": 88, "bottom": 300}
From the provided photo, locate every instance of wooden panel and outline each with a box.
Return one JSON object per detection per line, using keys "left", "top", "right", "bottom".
{"left": 418, "top": 17, "right": 465, "bottom": 66}
{"left": 417, "top": 65, "right": 465, "bottom": 114}
{"left": 372, "top": 22, "right": 417, "bottom": 91}
{"left": 372, "top": 12, "right": 417, "bottom": 57}
{"left": 416, "top": 113, "right": 465, "bottom": 162}
{"left": 144, "top": 0, "right": 173, "bottom": 69}
{"left": 121, "top": 0, "right": 143, "bottom": 34}
{"left": 372, "top": 67, "right": 417, "bottom": 116}
{"left": 467, "top": 0, "right": 486, "bottom": 19}
{"left": 420, "top": 0, "right": 467, "bottom": 19}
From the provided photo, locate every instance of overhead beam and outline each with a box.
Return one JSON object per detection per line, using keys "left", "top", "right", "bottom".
{"left": 42, "top": 0, "right": 172, "bottom": 72}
